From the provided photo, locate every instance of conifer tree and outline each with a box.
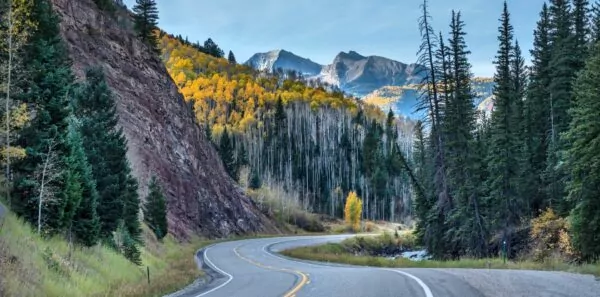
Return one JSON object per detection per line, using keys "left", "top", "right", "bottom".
{"left": 512, "top": 40, "right": 530, "bottom": 218}
{"left": 565, "top": 42, "right": 600, "bottom": 261}
{"left": 74, "top": 67, "right": 140, "bottom": 241}
{"left": 203, "top": 38, "right": 224, "bottom": 58}
{"left": 486, "top": 1, "right": 522, "bottom": 258}
{"left": 248, "top": 169, "right": 262, "bottom": 190}
{"left": 228, "top": 50, "right": 237, "bottom": 64}
{"left": 11, "top": 0, "right": 74, "bottom": 234}
{"left": 219, "top": 127, "right": 236, "bottom": 179}
{"left": 546, "top": 0, "right": 576, "bottom": 213}
{"left": 122, "top": 172, "right": 142, "bottom": 243}
{"left": 133, "top": 0, "right": 159, "bottom": 52}
{"left": 67, "top": 118, "right": 100, "bottom": 247}
{"left": 526, "top": 3, "right": 552, "bottom": 214}
{"left": 444, "top": 10, "right": 487, "bottom": 257}
{"left": 143, "top": 175, "right": 168, "bottom": 240}
{"left": 572, "top": 0, "right": 590, "bottom": 64}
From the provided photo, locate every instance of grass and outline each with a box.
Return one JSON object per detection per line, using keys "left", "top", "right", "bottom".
{"left": 0, "top": 209, "right": 213, "bottom": 297}
{"left": 280, "top": 236, "right": 600, "bottom": 277}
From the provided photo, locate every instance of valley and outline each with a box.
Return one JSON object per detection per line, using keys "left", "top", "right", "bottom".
{"left": 1, "top": 0, "right": 600, "bottom": 296}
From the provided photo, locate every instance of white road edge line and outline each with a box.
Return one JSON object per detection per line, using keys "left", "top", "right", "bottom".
{"left": 262, "top": 236, "right": 434, "bottom": 297}
{"left": 387, "top": 269, "right": 434, "bottom": 297}
{"left": 194, "top": 246, "right": 234, "bottom": 297}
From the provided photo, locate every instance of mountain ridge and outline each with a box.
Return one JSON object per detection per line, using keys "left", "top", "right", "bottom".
{"left": 245, "top": 49, "right": 493, "bottom": 118}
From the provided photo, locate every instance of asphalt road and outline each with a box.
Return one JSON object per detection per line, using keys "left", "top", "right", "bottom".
{"left": 171, "top": 235, "right": 600, "bottom": 297}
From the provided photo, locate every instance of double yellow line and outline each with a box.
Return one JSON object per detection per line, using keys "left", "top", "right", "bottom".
{"left": 233, "top": 246, "right": 309, "bottom": 297}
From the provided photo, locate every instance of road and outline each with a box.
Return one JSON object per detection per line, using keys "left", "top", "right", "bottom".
{"left": 171, "top": 235, "right": 600, "bottom": 297}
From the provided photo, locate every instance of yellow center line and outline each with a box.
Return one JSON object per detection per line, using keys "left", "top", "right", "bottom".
{"left": 233, "top": 246, "right": 309, "bottom": 297}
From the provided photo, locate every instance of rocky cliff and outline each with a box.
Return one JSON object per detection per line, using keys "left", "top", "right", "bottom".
{"left": 50, "top": 0, "right": 276, "bottom": 239}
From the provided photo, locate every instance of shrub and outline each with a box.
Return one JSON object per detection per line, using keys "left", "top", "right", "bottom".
{"left": 530, "top": 208, "right": 576, "bottom": 262}
{"left": 288, "top": 211, "right": 325, "bottom": 233}
{"left": 365, "top": 221, "right": 377, "bottom": 233}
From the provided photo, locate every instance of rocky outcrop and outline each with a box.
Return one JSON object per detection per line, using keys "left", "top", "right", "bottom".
{"left": 50, "top": 0, "right": 277, "bottom": 239}
{"left": 246, "top": 49, "right": 323, "bottom": 76}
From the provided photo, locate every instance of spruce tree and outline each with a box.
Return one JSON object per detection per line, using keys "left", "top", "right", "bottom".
{"left": 74, "top": 67, "right": 139, "bottom": 241}
{"left": 11, "top": 0, "right": 75, "bottom": 234}
{"left": 486, "top": 1, "right": 522, "bottom": 258}
{"left": 511, "top": 40, "right": 530, "bottom": 218}
{"left": 546, "top": 0, "right": 576, "bottom": 213}
{"left": 133, "top": 0, "right": 159, "bottom": 52}
{"left": 122, "top": 172, "right": 142, "bottom": 243}
{"left": 444, "top": 10, "right": 487, "bottom": 257}
{"left": 565, "top": 42, "right": 600, "bottom": 261}
{"left": 219, "top": 127, "right": 236, "bottom": 179}
{"left": 143, "top": 175, "right": 168, "bottom": 240}
{"left": 203, "top": 38, "right": 224, "bottom": 58}
{"left": 572, "top": 0, "right": 590, "bottom": 64}
{"left": 228, "top": 50, "right": 237, "bottom": 64}
{"left": 67, "top": 118, "right": 100, "bottom": 247}
{"left": 526, "top": 3, "right": 552, "bottom": 214}
{"left": 248, "top": 169, "right": 262, "bottom": 190}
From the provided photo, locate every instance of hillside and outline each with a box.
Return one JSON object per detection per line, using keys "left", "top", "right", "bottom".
{"left": 51, "top": 0, "right": 275, "bottom": 239}
{"left": 161, "top": 34, "right": 417, "bottom": 223}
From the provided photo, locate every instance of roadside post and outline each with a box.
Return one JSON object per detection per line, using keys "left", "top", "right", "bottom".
{"left": 502, "top": 240, "right": 507, "bottom": 264}
{"left": 147, "top": 266, "right": 150, "bottom": 284}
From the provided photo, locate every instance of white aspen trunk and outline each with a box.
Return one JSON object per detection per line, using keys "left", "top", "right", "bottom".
{"left": 38, "top": 140, "right": 54, "bottom": 234}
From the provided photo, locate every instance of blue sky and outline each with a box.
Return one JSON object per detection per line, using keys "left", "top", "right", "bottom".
{"left": 123, "top": 0, "right": 546, "bottom": 77}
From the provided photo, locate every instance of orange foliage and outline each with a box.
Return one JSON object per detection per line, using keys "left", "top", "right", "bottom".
{"left": 159, "top": 34, "right": 359, "bottom": 132}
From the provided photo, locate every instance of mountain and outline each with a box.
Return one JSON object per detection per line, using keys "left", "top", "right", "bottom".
{"left": 244, "top": 49, "right": 494, "bottom": 118}
{"left": 245, "top": 50, "right": 425, "bottom": 97}
{"left": 246, "top": 49, "right": 323, "bottom": 76}
{"left": 318, "top": 51, "right": 425, "bottom": 97}
{"left": 52, "top": 0, "right": 276, "bottom": 238}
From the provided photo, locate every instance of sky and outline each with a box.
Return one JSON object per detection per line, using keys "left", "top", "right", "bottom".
{"left": 123, "top": 0, "right": 546, "bottom": 77}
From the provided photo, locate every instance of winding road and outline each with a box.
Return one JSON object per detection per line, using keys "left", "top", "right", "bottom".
{"left": 171, "top": 235, "right": 600, "bottom": 297}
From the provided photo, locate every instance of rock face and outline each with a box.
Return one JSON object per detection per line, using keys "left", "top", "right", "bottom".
{"left": 246, "top": 49, "right": 323, "bottom": 76}
{"left": 320, "top": 51, "right": 425, "bottom": 97}
{"left": 50, "top": 0, "right": 276, "bottom": 239}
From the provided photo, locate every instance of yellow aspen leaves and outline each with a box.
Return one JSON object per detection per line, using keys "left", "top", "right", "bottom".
{"left": 344, "top": 191, "right": 363, "bottom": 232}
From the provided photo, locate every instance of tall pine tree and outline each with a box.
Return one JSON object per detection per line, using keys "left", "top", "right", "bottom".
{"left": 11, "top": 0, "right": 75, "bottom": 234}
{"left": 133, "top": 0, "right": 159, "bottom": 52}
{"left": 565, "top": 42, "right": 600, "bottom": 261}
{"left": 526, "top": 3, "right": 552, "bottom": 214}
{"left": 546, "top": 0, "right": 576, "bottom": 214}
{"left": 65, "top": 117, "right": 100, "bottom": 247}
{"left": 486, "top": 1, "right": 522, "bottom": 258}
{"left": 74, "top": 67, "right": 140, "bottom": 243}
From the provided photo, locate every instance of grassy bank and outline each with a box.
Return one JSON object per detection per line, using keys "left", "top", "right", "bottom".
{"left": 280, "top": 236, "right": 600, "bottom": 277}
{"left": 0, "top": 209, "right": 212, "bottom": 297}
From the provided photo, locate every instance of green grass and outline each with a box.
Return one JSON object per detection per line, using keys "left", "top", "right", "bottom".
{"left": 280, "top": 239, "right": 600, "bottom": 277}
{"left": 0, "top": 209, "right": 215, "bottom": 297}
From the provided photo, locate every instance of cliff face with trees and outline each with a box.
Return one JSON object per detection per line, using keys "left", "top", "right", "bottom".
{"left": 45, "top": 0, "right": 276, "bottom": 239}
{"left": 160, "top": 34, "right": 418, "bottom": 223}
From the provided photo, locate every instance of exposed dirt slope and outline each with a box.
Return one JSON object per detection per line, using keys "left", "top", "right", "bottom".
{"left": 50, "top": 0, "right": 277, "bottom": 238}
